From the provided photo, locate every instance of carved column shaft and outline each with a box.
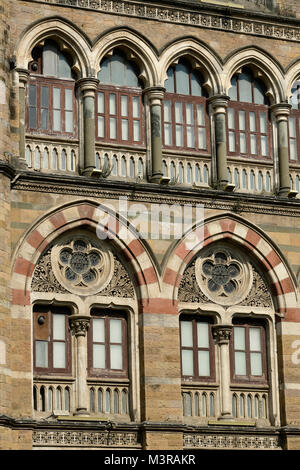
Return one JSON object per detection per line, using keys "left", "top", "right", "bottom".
{"left": 69, "top": 315, "right": 90, "bottom": 415}
{"left": 271, "top": 103, "right": 291, "bottom": 197}
{"left": 212, "top": 325, "right": 233, "bottom": 419}
{"left": 144, "top": 87, "right": 165, "bottom": 183}
{"left": 16, "top": 68, "right": 29, "bottom": 163}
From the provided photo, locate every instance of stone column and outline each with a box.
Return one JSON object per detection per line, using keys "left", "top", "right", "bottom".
{"left": 271, "top": 103, "right": 292, "bottom": 197}
{"left": 16, "top": 68, "right": 29, "bottom": 165}
{"left": 143, "top": 86, "right": 165, "bottom": 183}
{"left": 77, "top": 78, "right": 99, "bottom": 176}
{"left": 212, "top": 325, "right": 233, "bottom": 419}
{"left": 208, "top": 95, "right": 230, "bottom": 190}
{"left": 69, "top": 315, "right": 90, "bottom": 415}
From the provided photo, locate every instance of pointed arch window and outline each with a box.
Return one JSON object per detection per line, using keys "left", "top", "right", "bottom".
{"left": 227, "top": 68, "right": 271, "bottom": 159}
{"left": 289, "top": 80, "right": 300, "bottom": 162}
{"left": 27, "top": 40, "right": 77, "bottom": 137}
{"left": 163, "top": 59, "right": 209, "bottom": 152}
{"left": 96, "top": 51, "right": 144, "bottom": 146}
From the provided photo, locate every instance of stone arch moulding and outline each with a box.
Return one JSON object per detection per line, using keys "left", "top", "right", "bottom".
{"left": 11, "top": 200, "right": 161, "bottom": 313}
{"left": 223, "top": 47, "right": 285, "bottom": 104}
{"left": 92, "top": 29, "right": 159, "bottom": 88}
{"left": 14, "top": 18, "right": 91, "bottom": 78}
{"left": 162, "top": 213, "right": 298, "bottom": 320}
{"left": 158, "top": 38, "right": 223, "bottom": 96}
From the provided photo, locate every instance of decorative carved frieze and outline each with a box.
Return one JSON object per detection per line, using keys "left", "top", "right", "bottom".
{"left": 20, "top": 0, "right": 300, "bottom": 44}
{"left": 31, "top": 248, "right": 67, "bottom": 293}
{"left": 240, "top": 263, "right": 272, "bottom": 308}
{"left": 183, "top": 433, "right": 281, "bottom": 449}
{"left": 32, "top": 429, "right": 140, "bottom": 447}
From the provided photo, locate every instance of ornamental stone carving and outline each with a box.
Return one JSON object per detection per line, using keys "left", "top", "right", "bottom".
{"left": 69, "top": 316, "right": 90, "bottom": 337}
{"left": 212, "top": 325, "right": 233, "bottom": 345}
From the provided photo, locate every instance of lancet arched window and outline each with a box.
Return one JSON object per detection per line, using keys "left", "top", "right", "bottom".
{"left": 163, "top": 59, "right": 209, "bottom": 152}
{"left": 96, "top": 50, "right": 144, "bottom": 146}
{"left": 289, "top": 80, "right": 300, "bottom": 162}
{"left": 227, "top": 68, "right": 271, "bottom": 159}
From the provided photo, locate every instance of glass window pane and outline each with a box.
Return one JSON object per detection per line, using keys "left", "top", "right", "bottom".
{"left": 58, "top": 52, "right": 71, "bottom": 79}
{"left": 261, "top": 135, "right": 268, "bottom": 157}
{"left": 229, "top": 131, "right": 236, "bottom": 152}
{"left": 191, "top": 72, "right": 202, "bottom": 97}
{"left": 41, "top": 109, "right": 48, "bottom": 130}
{"left": 109, "top": 94, "right": 116, "bottom": 114}
{"left": 228, "top": 76, "right": 237, "bottom": 101}
{"left": 197, "top": 323, "right": 209, "bottom": 348}
{"left": 93, "top": 344, "right": 105, "bottom": 369}
{"left": 165, "top": 67, "right": 175, "bottom": 93}
{"left": 121, "top": 119, "right": 129, "bottom": 140}
{"left": 181, "top": 321, "right": 193, "bottom": 347}
{"left": 290, "top": 139, "right": 297, "bottom": 160}
{"left": 249, "top": 112, "right": 256, "bottom": 132}
{"left": 65, "top": 89, "right": 73, "bottom": 111}
{"left": 125, "top": 62, "right": 139, "bottom": 87}
{"left": 41, "top": 86, "right": 49, "bottom": 107}
{"left": 29, "top": 108, "right": 37, "bottom": 128}
{"left": 197, "top": 104, "right": 205, "bottom": 126}
{"left": 110, "top": 344, "right": 123, "bottom": 369}
{"left": 235, "top": 351, "right": 247, "bottom": 375}
{"left": 98, "top": 92, "right": 104, "bottom": 113}
{"left": 164, "top": 124, "right": 172, "bottom": 146}
{"left": 289, "top": 117, "right": 296, "bottom": 138}
{"left": 250, "top": 352, "right": 263, "bottom": 376}
{"left": 121, "top": 95, "right": 128, "bottom": 117}
{"left": 239, "top": 73, "right": 252, "bottom": 103}
{"left": 234, "top": 327, "right": 245, "bottom": 350}
{"left": 109, "top": 118, "right": 117, "bottom": 139}
{"left": 186, "top": 103, "right": 194, "bottom": 125}
{"left": 43, "top": 43, "right": 57, "bottom": 76}
{"left": 186, "top": 126, "right": 194, "bottom": 148}
{"left": 93, "top": 319, "right": 105, "bottom": 342}
{"left": 198, "top": 350, "right": 210, "bottom": 376}
{"left": 238, "top": 111, "right": 246, "bottom": 131}
{"left": 164, "top": 100, "right": 172, "bottom": 122}
{"left": 176, "top": 63, "right": 190, "bottom": 95}
{"left": 35, "top": 341, "right": 48, "bottom": 368}
{"left": 133, "top": 121, "right": 140, "bottom": 142}
{"left": 111, "top": 56, "right": 125, "bottom": 86}
{"left": 250, "top": 134, "right": 257, "bottom": 155}
{"left": 228, "top": 108, "right": 235, "bottom": 129}
{"left": 260, "top": 112, "right": 267, "bottom": 133}
{"left": 53, "top": 342, "right": 65, "bottom": 368}
{"left": 175, "top": 102, "right": 182, "bottom": 123}
{"left": 250, "top": 328, "right": 261, "bottom": 351}
{"left": 181, "top": 349, "right": 194, "bottom": 376}
{"left": 65, "top": 111, "right": 73, "bottom": 133}
{"left": 240, "top": 133, "right": 247, "bottom": 153}
{"left": 98, "top": 116, "right": 105, "bottom": 138}
{"left": 290, "top": 83, "right": 299, "bottom": 109}
{"left": 132, "top": 96, "right": 140, "bottom": 118}
{"left": 254, "top": 81, "right": 265, "bottom": 105}
{"left": 53, "top": 88, "right": 61, "bottom": 108}
{"left": 110, "top": 319, "right": 122, "bottom": 343}
{"left": 176, "top": 125, "right": 183, "bottom": 146}
{"left": 53, "top": 110, "right": 61, "bottom": 131}
{"left": 198, "top": 128, "right": 206, "bottom": 150}
{"left": 53, "top": 314, "right": 65, "bottom": 340}
{"left": 29, "top": 84, "right": 37, "bottom": 105}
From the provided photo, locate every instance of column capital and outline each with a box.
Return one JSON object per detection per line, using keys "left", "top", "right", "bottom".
{"left": 69, "top": 315, "right": 90, "bottom": 337}
{"left": 271, "top": 103, "right": 292, "bottom": 122}
{"left": 212, "top": 325, "right": 233, "bottom": 345}
{"left": 143, "top": 86, "right": 165, "bottom": 105}
{"left": 208, "top": 94, "right": 230, "bottom": 114}
{"left": 16, "top": 68, "right": 29, "bottom": 87}
{"left": 76, "top": 77, "right": 99, "bottom": 96}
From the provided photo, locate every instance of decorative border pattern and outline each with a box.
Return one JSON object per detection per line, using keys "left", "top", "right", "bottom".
{"left": 33, "top": 429, "right": 140, "bottom": 447}
{"left": 183, "top": 433, "right": 281, "bottom": 449}
{"left": 20, "top": 0, "right": 300, "bottom": 44}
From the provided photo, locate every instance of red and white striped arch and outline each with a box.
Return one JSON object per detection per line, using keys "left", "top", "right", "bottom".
{"left": 163, "top": 214, "right": 299, "bottom": 321}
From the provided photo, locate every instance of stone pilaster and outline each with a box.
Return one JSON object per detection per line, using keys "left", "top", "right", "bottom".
{"left": 16, "top": 68, "right": 29, "bottom": 166}
{"left": 212, "top": 324, "right": 233, "bottom": 419}
{"left": 271, "top": 103, "right": 292, "bottom": 197}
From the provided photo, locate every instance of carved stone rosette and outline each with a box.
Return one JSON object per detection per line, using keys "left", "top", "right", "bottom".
{"left": 69, "top": 316, "right": 90, "bottom": 337}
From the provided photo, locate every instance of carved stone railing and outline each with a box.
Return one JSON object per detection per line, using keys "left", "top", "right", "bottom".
{"left": 227, "top": 158, "right": 274, "bottom": 195}
{"left": 33, "top": 378, "right": 75, "bottom": 417}
{"left": 162, "top": 153, "right": 211, "bottom": 188}
{"left": 181, "top": 384, "right": 219, "bottom": 420}
{"left": 95, "top": 146, "right": 147, "bottom": 181}
{"left": 88, "top": 380, "right": 131, "bottom": 420}
{"left": 231, "top": 385, "right": 270, "bottom": 423}
{"left": 25, "top": 136, "right": 79, "bottom": 173}
{"left": 289, "top": 165, "right": 300, "bottom": 197}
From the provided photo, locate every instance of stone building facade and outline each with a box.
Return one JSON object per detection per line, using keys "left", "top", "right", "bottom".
{"left": 1, "top": 0, "right": 300, "bottom": 450}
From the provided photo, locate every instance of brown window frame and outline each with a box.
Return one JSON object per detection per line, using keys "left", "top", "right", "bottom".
{"left": 33, "top": 306, "right": 72, "bottom": 376}
{"left": 95, "top": 84, "right": 145, "bottom": 147}
{"left": 88, "top": 311, "right": 128, "bottom": 379}
{"left": 26, "top": 75, "right": 77, "bottom": 138}
{"left": 230, "top": 320, "right": 268, "bottom": 385}
{"left": 180, "top": 316, "right": 215, "bottom": 382}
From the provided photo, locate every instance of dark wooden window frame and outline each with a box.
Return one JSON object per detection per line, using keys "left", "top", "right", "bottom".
{"left": 180, "top": 316, "right": 215, "bottom": 382}
{"left": 88, "top": 311, "right": 128, "bottom": 379}
{"left": 26, "top": 75, "right": 77, "bottom": 138}
{"left": 230, "top": 320, "right": 268, "bottom": 385}
{"left": 95, "top": 84, "right": 145, "bottom": 147}
{"left": 33, "top": 306, "right": 72, "bottom": 376}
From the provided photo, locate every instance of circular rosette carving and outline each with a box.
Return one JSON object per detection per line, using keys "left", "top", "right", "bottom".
{"left": 195, "top": 246, "right": 252, "bottom": 306}
{"left": 51, "top": 236, "right": 114, "bottom": 295}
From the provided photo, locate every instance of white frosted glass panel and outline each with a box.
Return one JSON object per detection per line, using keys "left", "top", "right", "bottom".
{"left": 261, "top": 135, "right": 268, "bottom": 156}
{"left": 29, "top": 84, "right": 36, "bottom": 105}
{"left": 238, "top": 111, "right": 246, "bottom": 131}
{"left": 176, "top": 63, "right": 190, "bottom": 95}
{"left": 249, "top": 112, "right": 256, "bottom": 132}
{"left": 164, "top": 123, "right": 172, "bottom": 145}
{"left": 110, "top": 344, "right": 123, "bottom": 369}
{"left": 250, "top": 328, "right": 261, "bottom": 350}
{"left": 133, "top": 121, "right": 140, "bottom": 141}
{"left": 53, "top": 314, "right": 65, "bottom": 340}
{"left": 181, "top": 350, "right": 193, "bottom": 376}
{"left": 235, "top": 351, "right": 246, "bottom": 375}
{"left": 111, "top": 57, "right": 124, "bottom": 85}
{"left": 132, "top": 96, "right": 140, "bottom": 118}
{"left": 53, "top": 88, "right": 61, "bottom": 108}
{"left": 197, "top": 323, "right": 209, "bottom": 348}
{"left": 176, "top": 125, "right": 183, "bottom": 146}
{"left": 65, "top": 111, "right": 73, "bottom": 133}
{"left": 175, "top": 102, "right": 182, "bottom": 123}
{"left": 234, "top": 327, "right": 245, "bottom": 350}
{"left": 41, "top": 109, "right": 48, "bottom": 130}
{"left": 197, "top": 104, "right": 205, "bottom": 126}
{"left": 239, "top": 133, "right": 247, "bottom": 153}
{"left": 93, "top": 344, "right": 105, "bottom": 369}
{"left": 53, "top": 110, "right": 61, "bottom": 131}
{"left": 121, "top": 119, "right": 129, "bottom": 140}
{"left": 35, "top": 341, "right": 48, "bottom": 368}
{"left": 229, "top": 131, "right": 236, "bottom": 152}
{"left": 198, "top": 128, "right": 206, "bottom": 149}
{"left": 191, "top": 72, "right": 202, "bottom": 97}
{"left": 254, "top": 81, "right": 265, "bottom": 105}
{"left": 110, "top": 319, "right": 122, "bottom": 343}
{"left": 109, "top": 94, "right": 116, "bottom": 114}
{"left": 164, "top": 101, "right": 172, "bottom": 122}
{"left": 290, "top": 139, "right": 297, "bottom": 160}
{"left": 186, "top": 103, "right": 194, "bottom": 125}
{"left": 289, "top": 117, "right": 296, "bottom": 138}
{"left": 29, "top": 108, "right": 37, "bottom": 129}
{"left": 58, "top": 52, "right": 71, "bottom": 79}
{"left": 186, "top": 126, "right": 194, "bottom": 148}
{"left": 228, "top": 108, "right": 235, "bottom": 129}
{"left": 198, "top": 350, "right": 210, "bottom": 376}
{"left": 260, "top": 113, "right": 267, "bottom": 133}
{"left": 121, "top": 95, "right": 128, "bottom": 117}
{"left": 228, "top": 76, "right": 237, "bottom": 101}
{"left": 93, "top": 318, "right": 105, "bottom": 342}
{"left": 250, "top": 352, "right": 262, "bottom": 376}
{"left": 98, "top": 60, "right": 110, "bottom": 84}
{"left": 181, "top": 321, "right": 193, "bottom": 347}
{"left": 65, "top": 89, "right": 73, "bottom": 111}
{"left": 98, "top": 92, "right": 104, "bottom": 113}
{"left": 165, "top": 68, "right": 174, "bottom": 93}
{"left": 53, "top": 342, "right": 65, "bottom": 369}
{"left": 109, "top": 118, "right": 117, "bottom": 139}
{"left": 250, "top": 134, "right": 257, "bottom": 155}
{"left": 239, "top": 73, "right": 252, "bottom": 103}
{"left": 98, "top": 116, "right": 105, "bottom": 138}
{"left": 41, "top": 86, "right": 49, "bottom": 107}
{"left": 43, "top": 44, "right": 57, "bottom": 76}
